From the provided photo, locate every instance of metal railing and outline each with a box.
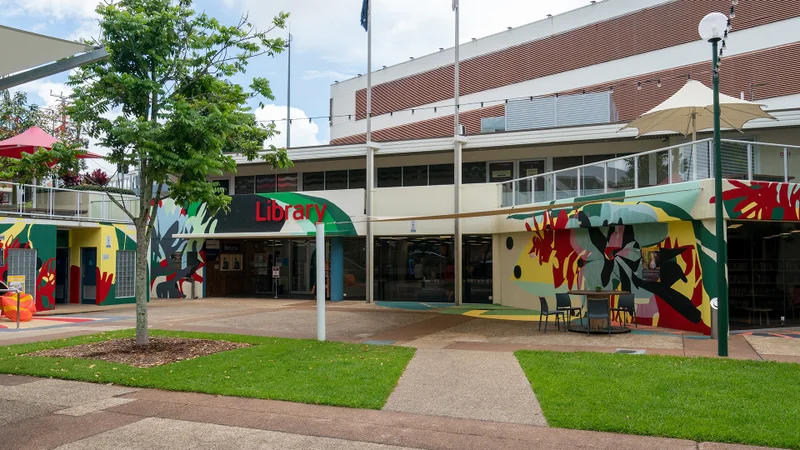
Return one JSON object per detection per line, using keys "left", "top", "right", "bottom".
{"left": 0, "top": 182, "right": 138, "bottom": 223}
{"left": 499, "top": 138, "right": 800, "bottom": 207}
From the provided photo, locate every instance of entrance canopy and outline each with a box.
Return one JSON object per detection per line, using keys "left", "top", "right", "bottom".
{"left": 0, "top": 25, "right": 108, "bottom": 91}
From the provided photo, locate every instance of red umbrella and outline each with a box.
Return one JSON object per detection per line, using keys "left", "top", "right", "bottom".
{"left": 0, "top": 126, "right": 103, "bottom": 159}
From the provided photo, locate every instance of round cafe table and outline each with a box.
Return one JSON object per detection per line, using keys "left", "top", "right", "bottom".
{"left": 566, "top": 290, "right": 632, "bottom": 334}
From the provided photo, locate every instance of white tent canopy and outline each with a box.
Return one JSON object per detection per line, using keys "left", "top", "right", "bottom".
{"left": 621, "top": 80, "right": 776, "bottom": 137}
{"left": 0, "top": 25, "right": 106, "bottom": 91}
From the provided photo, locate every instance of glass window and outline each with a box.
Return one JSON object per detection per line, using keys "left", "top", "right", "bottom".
{"left": 303, "top": 172, "right": 325, "bottom": 191}
{"left": 234, "top": 176, "right": 255, "bottom": 195}
{"left": 402, "top": 165, "right": 428, "bottom": 187}
{"left": 325, "top": 170, "right": 348, "bottom": 190}
{"left": 480, "top": 117, "right": 505, "bottom": 133}
{"left": 463, "top": 162, "right": 487, "bottom": 184}
{"left": 377, "top": 167, "right": 402, "bottom": 187}
{"left": 277, "top": 173, "right": 298, "bottom": 192}
{"left": 553, "top": 156, "right": 583, "bottom": 171}
{"left": 584, "top": 154, "right": 615, "bottom": 165}
{"left": 463, "top": 235, "right": 493, "bottom": 304}
{"left": 488, "top": 162, "right": 514, "bottom": 182}
{"left": 255, "top": 174, "right": 276, "bottom": 193}
{"left": 349, "top": 169, "right": 366, "bottom": 189}
{"left": 116, "top": 250, "right": 136, "bottom": 298}
{"left": 214, "top": 179, "right": 230, "bottom": 195}
{"left": 429, "top": 164, "right": 454, "bottom": 185}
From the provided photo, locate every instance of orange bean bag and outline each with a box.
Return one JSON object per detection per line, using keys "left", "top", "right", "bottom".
{"left": 1, "top": 292, "right": 36, "bottom": 322}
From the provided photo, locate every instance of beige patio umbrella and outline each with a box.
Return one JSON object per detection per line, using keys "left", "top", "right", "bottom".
{"left": 622, "top": 80, "right": 776, "bottom": 139}
{"left": 621, "top": 80, "right": 776, "bottom": 182}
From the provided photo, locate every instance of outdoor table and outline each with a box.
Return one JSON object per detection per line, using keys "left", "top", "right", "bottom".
{"left": 566, "top": 290, "right": 632, "bottom": 334}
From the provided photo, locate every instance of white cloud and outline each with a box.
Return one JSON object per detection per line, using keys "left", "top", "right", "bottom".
{"left": 302, "top": 70, "right": 356, "bottom": 81}
{"left": 235, "top": 0, "right": 590, "bottom": 69}
{"left": 0, "top": 0, "right": 101, "bottom": 20}
{"left": 255, "top": 104, "right": 322, "bottom": 148}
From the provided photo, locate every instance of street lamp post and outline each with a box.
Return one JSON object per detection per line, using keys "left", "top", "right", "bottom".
{"left": 699, "top": 12, "right": 729, "bottom": 357}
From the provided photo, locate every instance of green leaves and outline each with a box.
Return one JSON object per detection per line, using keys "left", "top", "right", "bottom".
{"left": 67, "top": 0, "right": 292, "bottom": 224}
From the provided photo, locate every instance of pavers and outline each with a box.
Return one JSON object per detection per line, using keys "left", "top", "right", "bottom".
{"left": 0, "top": 379, "right": 138, "bottom": 407}
{"left": 55, "top": 417, "right": 421, "bottom": 450}
{"left": 383, "top": 349, "right": 547, "bottom": 426}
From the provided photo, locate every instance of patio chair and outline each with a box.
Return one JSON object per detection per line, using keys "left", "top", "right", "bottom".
{"left": 610, "top": 293, "right": 637, "bottom": 328}
{"left": 556, "top": 293, "right": 582, "bottom": 327}
{"left": 586, "top": 298, "right": 611, "bottom": 335}
{"left": 538, "top": 297, "right": 565, "bottom": 333}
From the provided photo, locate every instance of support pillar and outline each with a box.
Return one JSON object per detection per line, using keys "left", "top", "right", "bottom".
{"left": 330, "top": 237, "right": 344, "bottom": 302}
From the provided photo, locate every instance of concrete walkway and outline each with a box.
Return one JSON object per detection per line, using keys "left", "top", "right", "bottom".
{"left": 0, "top": 375, "right": 780, "bottom": 450}
{"left": 384, "top": 349, "right": 547, "bottom": 426}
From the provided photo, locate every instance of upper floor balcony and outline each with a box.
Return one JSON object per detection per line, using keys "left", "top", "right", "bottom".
{"left": 498, "top": 138, "right": 800, "bottom": 208}
{"left": 0, "top": 182, "right": 138, "bottom": 224}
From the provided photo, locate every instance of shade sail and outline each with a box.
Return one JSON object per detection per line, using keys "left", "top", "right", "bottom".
{"left": 0, "top": 25, "right": 92, "bottom": 77}
{"left": 621, "top": 80, "right": 776, "bottom": 137}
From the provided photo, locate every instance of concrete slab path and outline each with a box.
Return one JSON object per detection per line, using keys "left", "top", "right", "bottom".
{"left": 0, "top": 375, "right": 783, "bottom": 450}
{"left": 383, "top": 349, "right": 547, "bottom": 426}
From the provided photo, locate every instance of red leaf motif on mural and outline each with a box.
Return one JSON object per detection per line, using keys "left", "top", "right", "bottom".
{"left": 36, "top": 258, "right": 57, "bottom": 311}
{"left": 96, "top": 269, "right": 114, "bottom": 304}
{"left": 527, "top": 210, "right": 582, "bottom": 289}
{"left": 714, "top": 180, "right": 800, "bottom": 221}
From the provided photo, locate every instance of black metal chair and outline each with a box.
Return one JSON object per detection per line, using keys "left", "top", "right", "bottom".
{"left": 556, "top": 293, "right": 582, "bottom": 328}
{"left": 538, "top": 297, "right": 565, "bottom": 333}
{"left": 611, "top": 293, "right": 637, "bottom": 328}
{"left": 586, "top": 298, "right": 611, "bottom": 335}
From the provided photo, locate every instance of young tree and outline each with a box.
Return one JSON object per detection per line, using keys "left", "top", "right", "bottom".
{"left": 67, "top": 0, "right": 292, "bottom": 345}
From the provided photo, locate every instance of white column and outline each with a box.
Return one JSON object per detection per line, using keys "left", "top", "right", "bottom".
{"left": 316, "top": 222, "right": 326, "bottom": 341}
{"left": 453, "top": 0, "right": 463, "bottom": 306}
{"left": 365, "top": 4, "right": 375, "bottom": 303}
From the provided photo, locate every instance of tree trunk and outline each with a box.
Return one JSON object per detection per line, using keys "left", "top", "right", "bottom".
{"left": 135, "top": 222, "right": 150, "bottom": 345}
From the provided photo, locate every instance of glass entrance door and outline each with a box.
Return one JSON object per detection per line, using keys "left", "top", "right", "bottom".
{"left": 290, "top": 239, "right": 315, "bottom": 294}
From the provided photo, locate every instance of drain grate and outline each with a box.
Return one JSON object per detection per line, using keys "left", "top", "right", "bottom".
{"left": 615, "top": 349, "right": 646, "bottom": 355}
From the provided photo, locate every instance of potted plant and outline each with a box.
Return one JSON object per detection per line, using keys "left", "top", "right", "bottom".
{"left": 588, "top": 284, "right": 606, "bottom": 300}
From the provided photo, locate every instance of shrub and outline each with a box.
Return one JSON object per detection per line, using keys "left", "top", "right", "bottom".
{"left": 84, "top": 169, "right": 110, "bottom": 186}
{"left": 60, "top": 172, "right": 82, "bottom": 187}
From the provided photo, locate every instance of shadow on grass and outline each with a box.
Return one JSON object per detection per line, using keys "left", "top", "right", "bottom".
{"left": 0, "top": 329, "right": 415, "bottom": 410}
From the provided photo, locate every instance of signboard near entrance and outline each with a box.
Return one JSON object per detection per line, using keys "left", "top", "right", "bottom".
{"left": 272, "top": 266, "right": 281, "bottom": 279}
{"left": 7, "top": 275, "right": 24, "bottom": 292}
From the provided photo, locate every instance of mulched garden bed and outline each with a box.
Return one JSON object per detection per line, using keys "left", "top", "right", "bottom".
{"left": 29, "top": 337, "right": 250, "bottom": 368}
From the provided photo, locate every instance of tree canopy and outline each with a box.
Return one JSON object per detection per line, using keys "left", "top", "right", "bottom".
{"left": 67, "top": 0, "right": 292, "bottom": 344}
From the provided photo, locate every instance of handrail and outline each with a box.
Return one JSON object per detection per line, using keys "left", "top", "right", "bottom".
{"left": 0, "top": 181, "right": 137, "bottom": 223}
{"left": 509, "top": 138, "right": 714, "bottom": 184}
{"left": 498, "top": 138, "right": 799, "bottom": 207}
{"left": 721, "top": 139, "right": 800, "bottom": 150}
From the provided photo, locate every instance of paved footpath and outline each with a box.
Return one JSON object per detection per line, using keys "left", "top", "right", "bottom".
{"left": 384, "top": 349, "right": 547, "bottom": 426}
{"left": 0, "top": 375, "right": 782, "bottom": 450}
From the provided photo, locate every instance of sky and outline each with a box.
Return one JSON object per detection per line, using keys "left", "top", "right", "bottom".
{"left": 0, "top": 0, "right": 589, "bottom": 174}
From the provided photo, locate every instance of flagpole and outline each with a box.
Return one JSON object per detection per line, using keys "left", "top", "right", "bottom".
{"left": 453, "top": 0, "right": 463, "bottom": 305}
{"left": 365, "top": 0, "right": 375, "bottom": 303}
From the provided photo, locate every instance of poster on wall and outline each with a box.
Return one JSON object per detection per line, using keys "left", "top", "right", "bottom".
{"left": 220, "top": 254, "right": 231, "bottom": 271}
{"left": 7, "top": 275, "right": 24, "bottom": 293}
{"left": 642, "top": 247, "right": 661, "bottom": 282}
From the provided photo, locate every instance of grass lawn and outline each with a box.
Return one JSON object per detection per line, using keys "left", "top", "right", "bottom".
{"left": 0, "top": 329, "right": 415, "bottom": 409}
{"left": 515, "top": 350, "right": 800, "bottom": 449}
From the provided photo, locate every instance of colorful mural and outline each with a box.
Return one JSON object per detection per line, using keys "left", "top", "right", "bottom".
{"left": 505, "top": 184, "right": 714, "bottom": 334}
{"left": 718, "top": 180, "right": 800, "bottom": 221}
{"left": 150, "top": 193, "right": 359, "bottom": 299}
{"left": 0, "top": 222, "right": 56, "bottom": 311}
{"left": 151, "top": 200, "right": 216, "bottom": 299}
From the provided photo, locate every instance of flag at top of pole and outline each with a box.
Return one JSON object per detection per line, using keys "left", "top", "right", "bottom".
{"left": 361, "top": 0, "right": 369, "bottom": 31}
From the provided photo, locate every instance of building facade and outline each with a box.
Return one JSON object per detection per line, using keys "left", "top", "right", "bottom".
{"left": 147, "top": 0, "right": 800, "bottom": 335}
